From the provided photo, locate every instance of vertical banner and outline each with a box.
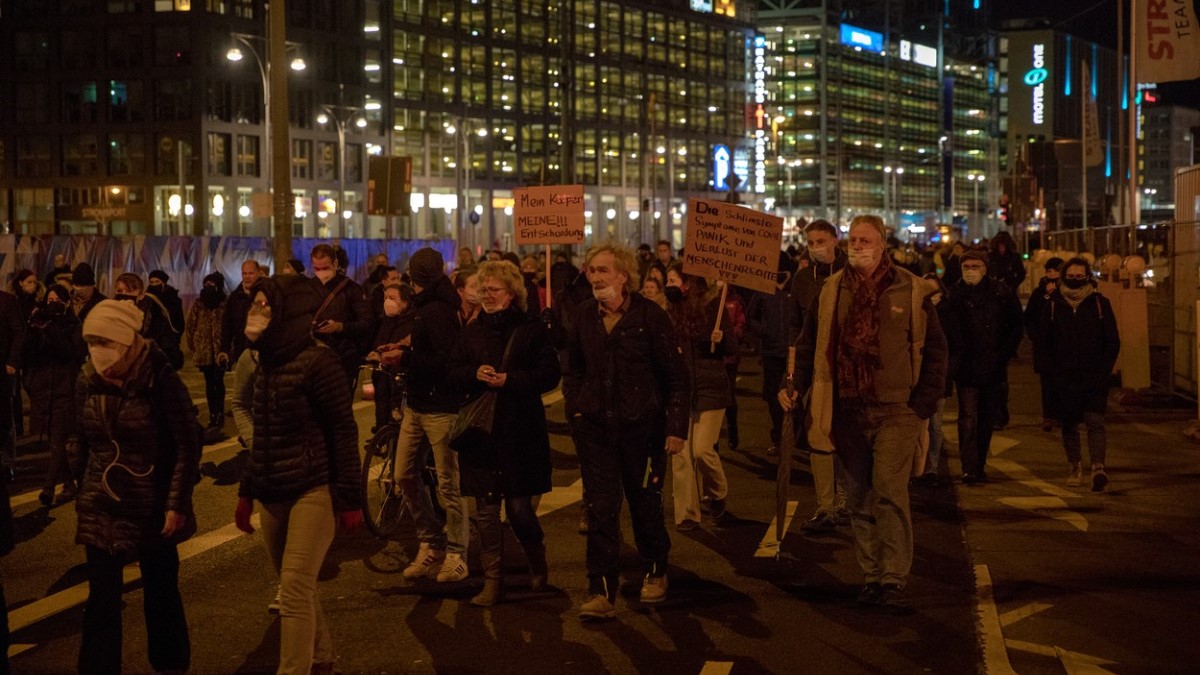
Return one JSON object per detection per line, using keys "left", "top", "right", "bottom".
{"left": 512, "top": 185, "right": 586, "bottom": 245}
{"left": 1083, "top": 61, "right": 1104, "bottom": 167}
{"left": 1136, "top": 0, "right": 1200, "bottom": 83}
{"left": 682, "top": 198, "right": 783, "bottom": 294}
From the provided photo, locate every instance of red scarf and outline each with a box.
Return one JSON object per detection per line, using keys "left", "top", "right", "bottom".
{"left": 834, "top": 254, "right": 895, "bottom": 402}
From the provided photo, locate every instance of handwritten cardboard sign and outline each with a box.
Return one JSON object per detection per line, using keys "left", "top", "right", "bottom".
{"left": 682, "top": 198, "right": 783, "bottom": 294}
{"left": 512, "top": 184, "right": 586, "bottom": 245}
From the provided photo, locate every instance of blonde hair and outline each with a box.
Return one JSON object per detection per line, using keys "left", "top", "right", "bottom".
{"left": 475, "top": 260, "right": 528, "bottom": 312}
{"left": 848, "top": 215, "right": 887, "bottom": 241}
{"left": 584, "top": 243, "right": 640, "bottom": 295}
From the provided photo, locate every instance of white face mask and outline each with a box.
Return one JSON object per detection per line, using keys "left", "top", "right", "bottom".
{"left": 464, "top": 292, "right": 481, "bottom": 306}
{"left": 593, "top": 285, "right": 618, "bottom": 303}
{"left": 962, "top": 269, "right": 984, "bottom": 285}
{"left": 314, "top": 269, "right": 335, "bottom": 284}
{"left": 383, "top": 298, "right": 402, "bottom": 317}
{"left": 847, "top": 247, "right": 882, "bottom": 271}
{"left": 809, "top": 245, "right": 834, "bottom": 264}
{"left": 245, "top": 314, "right": 271, "bottom": 342}
{"left": 89, "top": 345, "right": 125, "bottom": 374}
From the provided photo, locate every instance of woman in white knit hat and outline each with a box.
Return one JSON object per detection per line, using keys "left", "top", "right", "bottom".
{"left": 74, "top": 299, "right": 202, "bottom": 674}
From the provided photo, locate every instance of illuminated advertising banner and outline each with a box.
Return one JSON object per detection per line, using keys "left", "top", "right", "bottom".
{"left": 753, "top": 35, "right": 766, "bottom": 194}
{"left": 1006, "top": 30, "right": 1056, "bottom": 143}
{"left": 690, "top": 0, "right": 713, "bottom": 11}
{"left": 840, "top": 24, "right": 884, "bottom": 53}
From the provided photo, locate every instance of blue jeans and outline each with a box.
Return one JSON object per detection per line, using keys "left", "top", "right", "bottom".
{"left": 1063, "top": 411, "right": 1107, "bottom": 466}
{"left": 957, "top": 383, "right": 1002, "bottom": 476}
{"left": 396, "top": 411, "right": 467, "bottom": 555}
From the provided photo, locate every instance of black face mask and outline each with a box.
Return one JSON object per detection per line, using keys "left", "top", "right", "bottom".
{"left": 114, "top": 293, "right": 139, "bottom": 303}
{"left": 45, "top": 300, "right": 67, "bottom": 315}
{"left": 664, "top": 286, "right": 685, "bottom": 304}
{"left": 200, "top": 286, "right": 223, "bottom": 302}
{"left": 1062, "top": 277, "right": 1089, "bottom": 290}
{"left": 522, "top": 271, "right": 537, "bottom": 283}
{"left": 147, "top": 285, "right": 164, "bottom": 296}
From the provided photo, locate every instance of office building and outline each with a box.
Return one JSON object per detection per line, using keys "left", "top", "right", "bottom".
{"left": 1140, "top": 104, "right": 1200, "bottom": 220}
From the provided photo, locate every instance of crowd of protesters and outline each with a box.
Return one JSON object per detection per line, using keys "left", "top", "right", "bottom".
{"left": 0, "top": 217, "right": 1126, "bottom": 672}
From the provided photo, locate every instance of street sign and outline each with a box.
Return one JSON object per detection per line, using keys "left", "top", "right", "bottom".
{"left": 367, "top": 156, "right": 413, "bottom": 216}
{"left": 713, "top": 145, "right": 731, "bottom": 191}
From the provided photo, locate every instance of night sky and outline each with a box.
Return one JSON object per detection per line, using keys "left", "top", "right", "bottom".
{"left": 993, "top": 0, "right": 1200, "bottom": 108}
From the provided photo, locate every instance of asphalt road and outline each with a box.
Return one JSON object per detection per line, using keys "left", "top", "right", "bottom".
{"left": 5, "top": 346, "right": 1199, "bottom": 674}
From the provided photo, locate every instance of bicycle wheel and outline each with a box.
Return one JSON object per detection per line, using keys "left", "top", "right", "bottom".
{"left": 361, "top": 427, "right": 406, "bottom": 538}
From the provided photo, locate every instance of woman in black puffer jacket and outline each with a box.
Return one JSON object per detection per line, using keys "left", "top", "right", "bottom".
{"left": 74, "top": 299, "right": 202, "bottom": 675}
{"left": 24, "top": 284, "right": 86, "bottom": 506}
{"left": 233, "top": 275, "right": 362, "bottom": 675}
{"left": 448, "top": 260, "right": 560, "bottom": 607}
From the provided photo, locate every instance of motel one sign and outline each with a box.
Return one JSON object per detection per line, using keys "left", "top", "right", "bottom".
{"left": 1025, "top": 43, "right": 1048, "bottom": 125}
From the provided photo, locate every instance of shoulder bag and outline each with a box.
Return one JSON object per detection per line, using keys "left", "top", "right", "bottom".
{"left": 448, "top": 328, "right": 518, "bottom": 455}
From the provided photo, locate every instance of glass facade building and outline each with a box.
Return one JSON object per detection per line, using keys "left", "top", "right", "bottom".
{"left": 758, "top": 0, "right": 1001, "bottom": 241}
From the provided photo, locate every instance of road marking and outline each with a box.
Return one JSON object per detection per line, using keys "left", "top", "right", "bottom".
{"left": 1054, "top": 645, "right": 1118, "bottom": 673}
{"left": 1006, "top": 639, "right": 1057, "bottom": 657}
{"left": 541, "top": 389, "right": 563, "bottom": 406}
{"left": 975, "top": 564, "right": 1018, "bottom": 675}
{"left": 9, "top": 402, "right": 372, "bottom": 509}
{"left": 8, "top": 515, "right": 260, "bottom": 636}
{"left": 994, "top": 496, "right": 1090, "bottom": 532}
{"left": 699, "top": 662, "right": 734, "bottom": 675}
{"left": 535, "top": 479, "right": 583, "bottom": 517}
{"left": 987, "top": 458, "right": 1076, "bottom": 499}
{"left": 754, "top": 501, "right": 798, "bottom": 558}
{"left": 7, "top": 644, "right": 35, "bottom": 658}
{"left": 999, "top": 601, "right": 1053, "bottom": 627}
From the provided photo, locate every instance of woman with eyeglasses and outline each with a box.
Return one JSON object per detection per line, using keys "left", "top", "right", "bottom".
{"left": 1033, "top": 257, "right": 1120, "bottom": 492}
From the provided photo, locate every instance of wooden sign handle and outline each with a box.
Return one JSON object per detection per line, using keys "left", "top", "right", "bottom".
{"left": 785, "top": 345, "right": 796, "bottom": 396}
{"left": 544, "top": 243, "right": 552, "bottom": 309}
{"left": 710, "top": 282, "right": 729, "bottom": 354}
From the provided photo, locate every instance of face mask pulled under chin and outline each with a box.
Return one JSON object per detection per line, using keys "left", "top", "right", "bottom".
{"left": 245, "top": 314, "right": 271, "bottom": 342}
{"left": 89, "top": 344, "right": 126, "bottom": 375}
{"left": 847, "top": 247, "right": 881, "bottom": 271}
{"left": 593, "top": 285, "right": 618, "bottom": 303}
{"left": 383, "top": 298, "right": 402, "bottom": 317}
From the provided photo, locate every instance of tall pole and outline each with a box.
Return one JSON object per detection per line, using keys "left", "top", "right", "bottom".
{"left": 337, "top": 121, "right": 346, "bottom": 238}
{"left": 1081, "top": 58, "right": 1089, "bottom": 231}
{"left": 269, "top": 1, "right": 293, "bottom": 268}
{"left": 1128, "top": 0, "right": 1140, "bottom": 252}
{"left": 1117, "top": 0, "right": 1125, "bottom": 225}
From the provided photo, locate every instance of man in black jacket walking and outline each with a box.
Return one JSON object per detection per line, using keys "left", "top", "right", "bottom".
{"left": 564, "top": 244, "right": 690, "bottom": 620}
{"left": 387, "top": 247, "right": 471, "bottom": 584}
{"left": 310, "top": 244, "right": 372, "bottom": 389}
{"left": 943, "top": 251, "right": 1023, "bottom": 484}
{"left": 218, "top": 260, "right": 263, "bottom": 369}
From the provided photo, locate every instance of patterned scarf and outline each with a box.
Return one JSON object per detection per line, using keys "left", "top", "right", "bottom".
{"left": 834, "top": 253, "right": 895, "bottom": 402}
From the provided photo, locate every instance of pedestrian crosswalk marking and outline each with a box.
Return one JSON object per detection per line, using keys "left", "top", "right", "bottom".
{"left": 535, "top": 479, "right": 583, "bottom": 517}
{"left": 7, "top": 644, "right": 35, "bottom": 658}
{"left": 975, "top": 564, "right": 1018, "bottom": 675}
{"left": 754, "top": 501, "right": 798, "bottom": 558}
{"left": 699, "top": 662, "right": 734, "bottom": 675}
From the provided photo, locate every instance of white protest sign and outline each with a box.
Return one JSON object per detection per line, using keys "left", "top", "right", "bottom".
{"left": 682, "top": 198, "right": 783, "bottom": 294}
{"left": 512, "top": 185, "right": 585, "bottom": 245}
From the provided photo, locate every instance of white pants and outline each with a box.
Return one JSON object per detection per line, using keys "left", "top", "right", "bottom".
{"left": 671, "top": 409, "right": 729, "bottom": 524}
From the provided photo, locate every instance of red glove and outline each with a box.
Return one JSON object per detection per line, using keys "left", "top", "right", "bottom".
{"left": 235, "top": 497, "right": 255, "bottom": 534}
{"left": 337, "top": 510, "right": 363, "bottom": 534}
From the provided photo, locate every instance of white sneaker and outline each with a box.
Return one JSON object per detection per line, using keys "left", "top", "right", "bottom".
{"left": 267, "top": 583, "right": 281, "bottom": 613}
{"left": 402, "top": 543, "right": 446, "bottom": 580}
{"left": 435, "top": 552, "right": 469, "bottom": 583}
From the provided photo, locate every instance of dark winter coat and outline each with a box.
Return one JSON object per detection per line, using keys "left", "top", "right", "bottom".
{"left": 135, "top": 295, "right": 184, "bottom": 370}
{"left": 72, "top": 288, "right": 107, "bottom": 323}
{"left": 372, "top": 311, "right": 414, "bottom": 350}
{"left": 789, "top": 247, "right": 848, "bottom": 343}
{"left": 748, "top": 284, "right": 795, "bottom": 359}
{"left": 943, "top": 277, "right": 1024, "bottom": 386}
{"left": 74, "top": 343, "right": 202, "bottom": 554}
{"left": 1024, "top": 276, "right": 1058, "bottom": 373}
{"left": 676, "top": 298, "right": 735, "bottom": 413}
{"left": 563, "top": 292, "right": 691, "bottom": 439}
{"left": 22, "top": 306, "right": 85, "bottom": 436}
{"left": 988, "top": 250, "right": 1026, "bottom": 296}
{"left": 0, "top": 290, "right": 25, "bottom": 373}
{"left": 1035, "top": 289, "right": 1120, "bottom": 409}
{"left": 312, "top": 273, "right": 373, "bottom": 371}
{"left": 148, "top": 284, "right": 186, "bottom": 341}
{"left": 240, "top": 276, "right": 362, "bottom": 512}
{"left": 221, "top": 285, "right": 255, "bottom": 363}
{"left": 405, "top": 275, "right": 464, "bottom": 414}
{"left": 186, "top": 300, "right": 225, "bottom": 368}
{"left": 448, "top": 307, "right": 560, "bottom": 498}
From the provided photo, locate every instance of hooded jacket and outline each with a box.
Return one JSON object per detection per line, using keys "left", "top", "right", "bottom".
{"left": 74, "top": 342, "right": 202, "bottom": 553}
{"left": 239, "top": 276, "right": 362, "bottom": 512}
{"left": 405, "top": 274, "right": 464, "bottom": 414}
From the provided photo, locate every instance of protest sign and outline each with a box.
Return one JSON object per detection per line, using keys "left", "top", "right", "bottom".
{"left": 682, "top": 198, "right": 783, "bottom": 295}
{"left": 512, "top": 185, "right": 585, "bottom": 245}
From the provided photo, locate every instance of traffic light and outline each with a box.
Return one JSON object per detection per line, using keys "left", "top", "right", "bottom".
{"left": 999, "top": 195, "right": 1011, "bottom": 225}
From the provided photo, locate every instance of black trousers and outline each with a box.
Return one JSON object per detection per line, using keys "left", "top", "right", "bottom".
{"left": 761, "top": 355, "right": 786, "bottom": 446}
{"left": 80, "top": 541, "right": 190, "bottom": 675}
{"left": 957, "top": 382, "right": 1003, "bottom": 476}
{"left": 574, "top": 422, "right": 670, "bottom": 598}
{"left": 199, "top": 364, "right": 226, "bottom": 422}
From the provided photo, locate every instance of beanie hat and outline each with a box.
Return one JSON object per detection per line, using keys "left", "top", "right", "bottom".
{"left": 408, "top": 248, "right": 445, "bottom": 288}
{"left": 83, "top": 300, "right": 144, "bottom": 346}
{"left": 72, "top": 263, "right": 96, "bottom": 287}
{"left": 203, "top": 272, "right": 225, "bottom": 287}
{"left": 148, "top": 270, "right": 169, "bottom": 283}
{"left": 1044, "top": 257, "right": 1064, "bottom": 271}
{"left": 961, "top": 250, "right": 989, "bottom": 267}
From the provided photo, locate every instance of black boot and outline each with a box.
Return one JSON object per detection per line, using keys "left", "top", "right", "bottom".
{"left": 526, "top": 542, "right": 549, "bottom": 592}
{"left": 471, "top": 501, "right": 505, "bottom": 607}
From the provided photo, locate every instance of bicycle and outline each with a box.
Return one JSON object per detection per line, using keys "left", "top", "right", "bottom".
{"left": 359, "top": 363, "right": 442, "bottom": 538}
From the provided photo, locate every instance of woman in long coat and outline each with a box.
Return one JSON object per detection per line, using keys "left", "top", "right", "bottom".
{"left": 448, "top": 260, "right": 560, "bottom": 606}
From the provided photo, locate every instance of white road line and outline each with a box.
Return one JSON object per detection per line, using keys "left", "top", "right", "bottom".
{"left": 8, "top": 515, "right": 260, "bottom": 635}
{"left": 7, "top": 644, "right": 36, "bottom": 658}
{"left": 1005, "top": 639, "right": 1057, "bottom": 657}
{"left": 541, "top": 389, "right": 563, "bottom": 406}
{"left": 10, "top": 402, "right": 372, "bottom": 510}
{"left": 975, "top": 564, "right": 1017, "bottom": 675}
{"left": 999, "top": 601, "right": 1054, "bottom": 628}
{"left": 535, "top": 478, "right": 583, "bottom": 517}
{"left": 1054, "top": 645, "right": 1118, "bottom": 674}
{"left": 754, "top": 501, "right": 798, "bottom": 558}
{"left": 699, "top": 662, "right": 734, "bottom": 675}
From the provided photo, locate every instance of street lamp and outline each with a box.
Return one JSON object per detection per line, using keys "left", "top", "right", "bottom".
{"left": 225, "top": 32, "right": 305, "bottom": 221}
{"left": 446, "top": 119, "right": 489, "bottom": 248}
{"left": 967, "top": 174, "right": 985, "bottom": 238}
{"left": 316, "top": 85, "right": 367, "bottom": 237}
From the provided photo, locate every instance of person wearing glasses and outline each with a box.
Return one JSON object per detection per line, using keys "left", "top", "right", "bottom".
{"left": 1033, "top": 257, "right": 1120, "bottom": 492}
{"left": 942, "top": 250, "right": 1023, "bottom": 485}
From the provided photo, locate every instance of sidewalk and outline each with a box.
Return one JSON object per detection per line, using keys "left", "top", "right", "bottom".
{"left": 945, "top": 355, "right": 1200, "bottom": 673}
